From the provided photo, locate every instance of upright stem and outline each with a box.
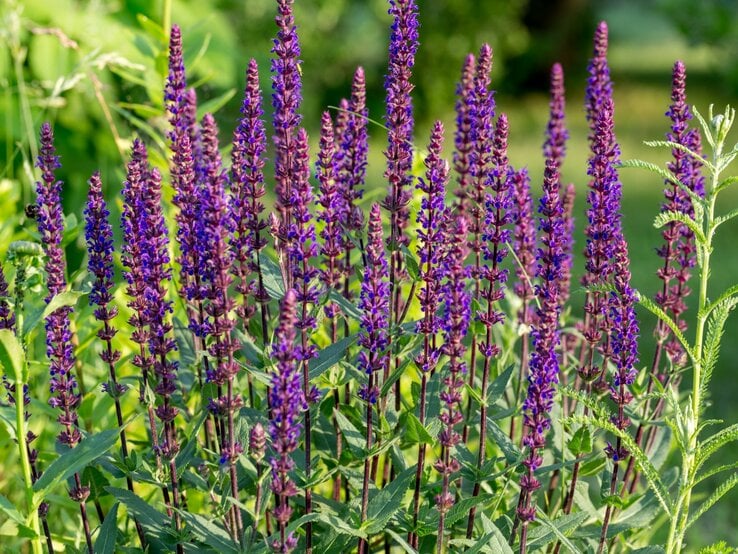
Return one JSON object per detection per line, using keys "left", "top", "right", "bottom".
{"left": 15, "top": 375, "right": 43, "bottom": 554}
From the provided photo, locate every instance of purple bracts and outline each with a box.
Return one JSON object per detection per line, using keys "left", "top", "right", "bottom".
{"left": 268, "top": 289, "right": 305, "bottom": 553}
{"left": 585, "top": 22, "right": 613, "bottom": 142}
{"left": 317, "top": 111, "right": 344, "bottom": 319}
{"left": 230, "top": 59, "right": 269, "bottom": 321}
{"left": 382, "top": 0, "right": 419, "bottom": 244}
{"left": 655, "top": 61, "right": 704, "bottom": 366}
{"left": 512, "top": 168, "right": 537, "bottom": 308}
{"left": 0, "top": 258, "right": 15, "bottom": 330}
{"left": 544, "top": 63, "right": 568, "bottom": 169}
{"left": 272, "top": 0, "right": 304, "bottom": 225}
{"left": 36, "top": 123, "right": 82, "bottom": 449}
{"left": 415, "top": 121, "right": 448, "bottom": 371}
{"left": 165, "top": 24, "right": 187, "bottom": 142}
{"left": 518, "top": 158, "right": 566, "bottom": 522}
{"left": 453, "top": 53, "right": 476, "bottom": 213}
{"left": 357, "top": 204, "right": 391, "bottom": 403}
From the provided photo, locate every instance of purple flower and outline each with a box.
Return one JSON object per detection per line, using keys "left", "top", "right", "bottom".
{"left": 382, "top": 0, "right": 419, "bottom": 246}
{"left": 35, "top": 123, "right": 82, "bottom": 449}
{"left": 165, "top": 24, "right": 187, "bottom": 141}
{"left": 559, "top": 183, "right": 576, "bottom": 307}
{"left": 415, "top": 121, "right": 448, "bottom": 372}
{"left": 357, "top": 204, "right": 391, "bottom": 403}
{"left": 230, "top": 59, "right": 269, "bottom": 325}
{"left": 585, "top": 22, "right": 613, "bottom": 143}
{"left": 452, "top": 53, "right": 476, "bottom": 213}
{"left": 268, "top": 289, "right": 305, "bottom": 553}
{"left": 338, "top": 66, "right": 369, "bottom": 226}
{"left": 468, "top": 44, "right": 495, "bottom": 278}
{"left": 655, "top": 60, "right": 705, "bottom": 366}
{"left": 518, "top": 158, "right": 566, "bottom": 523}
{"left": 272, "top": 0, "right": 304, "bottom": 234}
{"left": 316, "top": 111, "right": 344, "bottom": 321}
{"left": 512, "top": 168, "right": 537, "bottom": 311}
{"left": 0, "top": 262, "right": 15, "bottom": 330}
{"left": 544, "top": 62, "right": 568, "bottom": 169}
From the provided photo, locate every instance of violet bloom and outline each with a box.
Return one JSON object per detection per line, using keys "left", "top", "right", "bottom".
{"left": 230, "top": 59, "right": 269, "bottom": 323}
{"left": 434, "top": 214, "right": 471, "bottom": 515}
{"left": 357, "top": 204, "right": 391, "bottom": 404}
{"left": 585, "top": 22, "right": 613, "bottom": 142}
{"left": 518, "top": 158, "right": 566, "bottom": 527}
{"left": 453, "top": 53, "right": 476, "bottom": 213}
{"left": 0, "top": 262, "right": 14, "bottom": 330}
{"left": 35, "top": 123, "right": 82, "bottom": 449}
{"left": 415, "top": 121, "right": 448, "bottom": 373}
{"left": 543, "top": 63, "right": 568, "bottom": 168}
{"left": 316, "top": 112, "right": 344, "bottom": 324}
{"left": 84, "top": 172, "right": 127, "bottom": 398}
{"left": 268, "top": 289, "right": 305, "bottom": 553}
{"left": 382, "top": 0, "right": 419, "bottom": 246}
{"left": 512, "top": 168, "right": 537, "bottom": 315}
{"left": 468, "top": 44, "right": 495, "bottom": 280}
{"left": 655, "top": 60, "right": 704, "bottom": 367}
{"left": 559, "top": 183, "right": 576, "bottom": 307}
{"left": 271, "top": 0, "right": 303, "bottom": 233}
{"left": 165, "top": 24, "right": 187, "bottom": 141}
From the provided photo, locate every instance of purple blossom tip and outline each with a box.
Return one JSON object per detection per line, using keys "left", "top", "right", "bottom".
{"left": 544, "top": 62, "right": 568, "bottom": 167}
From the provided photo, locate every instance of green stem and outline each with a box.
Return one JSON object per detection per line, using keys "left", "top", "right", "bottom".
{"left": 15, "top": 374, "right": 43, "bottom": 554}
{"left": 162, "top": 0, "right": 173, "bottom": 36}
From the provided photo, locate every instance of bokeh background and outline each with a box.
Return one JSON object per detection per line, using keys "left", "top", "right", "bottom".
{"left": 2, "top": 0, "right": 738, "bottom": 548}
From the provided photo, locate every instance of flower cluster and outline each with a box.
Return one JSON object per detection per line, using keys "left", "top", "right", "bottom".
{"left": 453, "top": 53, "right": 476, "bottom": 213}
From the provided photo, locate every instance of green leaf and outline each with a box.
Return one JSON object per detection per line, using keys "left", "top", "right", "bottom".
{"left": 328, "top": 290, "right": 362, "bottom": 321}
{"left": 33, "top": 429, "right": 120, "bottom": 498}
{"left": 260, "top": 256, "right": 286, "bottom": 300}
{"left": 0, "top": 494, "right": 25, "bottom": 526}
{"left": 385, "top": 529, "right": 417, "bottom": 553}
{"left": 106, "top": 487, "right": 171, "bottom": 550}
{"left": 365, "top": 466, "right": 414, "bottom": 534}
{"left": 526, "top": 509, "right": 585, "bottom": 553}
{"left": 334, "top": 409, "right": 365, "bottom": 458}
{"left": 715, "top": 175, "right": 738, "bottom": 194}
{"left": 309, "top": 335, "right": 356, "bottom": 381}
{"left": 643, "top": 139, "right": 714, "bottom": 172}
{"left": 713, "top": 207, "right": 738, "bottom": 229}
{"left": 686, "top": 473, "right": 738, "bottom": 530}
{"left": 698, "top": 423, "right": 738, "bottom": 470}
{"left": 653, "top": 210, "right": 706, "bottom": 245}
{"left": 619, "top": 159, "right": 705, "bottom": 208}
{"left": 488, "top": 364, "right": 514, "bottom": 405}
{"left": 487, "top": 417, "right": 522, "bottom": 463}
{"left": 0, "top": 329, "right": 25, "bottom": 382}
{"left": 181, "top": 512, "right": 240, "bottom": 553}
{"left": 82, "top": 466, "right": 111, "bottom": 501}
{"left": 564, "top": 414, "right": 672, "bottom": 516}
{"left": 636, "top": 294, "right": 696, "bottom": 364}
{"left": 136, "top": 13, "right": 167, "bottom": 42}
{"left": 401, "top": 246, "right": 420, "bottom": 281}
{"left": 700, "top": 296, "right": 738, "bottom": 415}
{"left": 567, "top": 427, "right": 592, "bottom": 456}
{"left": 94, "top": 502, "right": 119, "bottom": 554}
{"left": 197, "top": 89, "right": 238, "bottom": 119}
{"left": 403, "top": 412, "right": 434, "bottom": 445}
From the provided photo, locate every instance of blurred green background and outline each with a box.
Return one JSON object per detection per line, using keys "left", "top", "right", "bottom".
{"left": 2, "top": 0, "right": 738, "bottom": 549}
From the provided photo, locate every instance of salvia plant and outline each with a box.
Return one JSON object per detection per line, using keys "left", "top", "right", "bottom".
{"left": 3, "top": 1, "right": 738, "bottom": 553}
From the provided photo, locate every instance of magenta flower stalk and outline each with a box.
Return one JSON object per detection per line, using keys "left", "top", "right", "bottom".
{"left": 452, "top": 53, "right": 476, "bottom": 214}
{"left": 337, "top": 66, "right": 369, "bottom": 289}
{"left": 599, "top": 234, "right": 639, "bottom": 550}
{"left": 317, "top": 111, "right": 344, "bottom": 339}
{"left": 198, "top": 113, "right": 244, "bottom": 538}
{"left": 623, "top": 60, "right": 705, "bottom": 494}
{"left": 381, "top": 0, "right": 419, "bottom": 415}
{"left": 510, "top": 167, "right": 537, "bottom": 440}
{"left": 435, "top": 213, "right": 471, "bottom": 552}
{"left": 35, "top": 122, "right": 93, "bottom": 553}
{"left": 410, "top": 121, "right": 448, "bottom": 548}
{"left": 268, "top": 289, "right": 305, "bottom": 554}
{"left": 120, "top": 139, "right": 177, "bottom": 523}
{"left": 285, "top": 126, "right": 319, "bottom": 550}
{"left": 467, "top": 113, "right": 513, "bottom": 537}
{"left": 462, "top": 43, "right": 494, "bottom": 446}
{"left": 230, "top": 59, "right": 270, "bottom": 352}
{"left": 358, "top": 204, "right": 391, "bottom": 554}
{"left": 516, "top": 158, "right": 565, "bottom": 553}
{"left": 271, "top": 0, "right": 304, "bottom": 280}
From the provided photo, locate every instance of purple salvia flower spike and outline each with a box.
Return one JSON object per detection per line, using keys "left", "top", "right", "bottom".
{"left": 230, "top": 59, "right": 269, "bottom": 335}
{"left": 517, "top": 158, "right": 565, "bottom": 545}
{"left": 342, "top": 67, "right": 369, "bottom": 233}
{"left": 559, "top": 183, "right": 576, "bottom": 307}
{"left": 382, "top": 0, "right": 419, "bottom": 247}
{"left": 272, "top": 0, "right": 304, "bottom": 268}
{"left": 453, "top": 53, "right": 476, "bottom": 214}
{"left": 317, "top": 111, "right": 344, "bottom": 330}
{"left": 512, "top": 168, "right": 537, "bottom": 313}
{"left": 36, "top": 123, "right": 95, "bottom": 550}
{"left": 268, "top": 289, "right": 304, "bottom": 554}
{"left": 434, "top": 213, "right": 471, "bottom": 545}
{"left": 0, "top": 259, "right": 15, "bottom": 330}
{"left": 585, "top": 22, "right": 613, "bottom": 141}
{"left": 165, "top": 24, "right": 187, "bottom": 141}
{"left": 544, "top": 62, "right": 568, "bottom": 169}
